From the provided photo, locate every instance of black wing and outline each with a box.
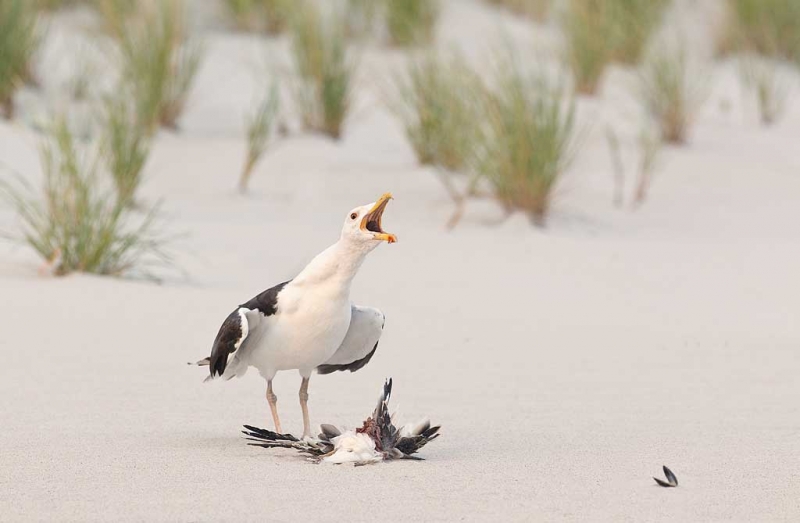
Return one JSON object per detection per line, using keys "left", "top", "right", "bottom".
{"left": 208, "top": 308, "right": 249, "bottom": 378}
{"left": 663, "top": 466, "right": 678, "bottom": 486}
{"left": 206, "top": 280, "right": 290, "bottom": 378}
{"left": 241, "top": 280, "right": 290, "bottom": 315}
{"left": 396, "top": 421, "right": 441, "bottom": 456}
{"left": 370, "top": 378, "right": 400, "bottom": 452}
{"left": 367, "top": 379, "right": 441, "bottom": 459}
{"left": 242, "top": 425, "right": 333, "bottom": 457}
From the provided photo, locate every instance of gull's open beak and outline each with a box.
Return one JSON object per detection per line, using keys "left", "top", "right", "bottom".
{"left": 361, "top": 193, "right": 397, "bottom": 243}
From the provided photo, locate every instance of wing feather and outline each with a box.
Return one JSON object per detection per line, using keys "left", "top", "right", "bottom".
{"left": 317, "top": 305, "right": 384, "bottom": 375}
{"left": 201, "top": 281, "right": 290, "bottom": 380}
{"left": 208, "top": 307, "right": 251, "bottom": 378}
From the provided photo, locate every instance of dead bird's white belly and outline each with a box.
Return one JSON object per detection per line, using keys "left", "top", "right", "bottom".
{"left": 249, "top": 288, "right": 352, "bottom": 376}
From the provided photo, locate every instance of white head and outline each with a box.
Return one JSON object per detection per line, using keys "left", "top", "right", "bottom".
{"left": 340, "top": 193, "right": 397, "bottom": 250}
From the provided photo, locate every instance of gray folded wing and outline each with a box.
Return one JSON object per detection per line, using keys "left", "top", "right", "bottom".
{"left": 317, "top": 305, "right": 385, "bottom": 375}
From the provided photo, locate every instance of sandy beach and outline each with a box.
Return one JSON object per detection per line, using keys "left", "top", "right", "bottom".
{"left": 1, "top": 1, "right": 799, "bottom": 521}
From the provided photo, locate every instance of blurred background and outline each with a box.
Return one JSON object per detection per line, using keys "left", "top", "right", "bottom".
{"left": 1, "top": 0, "right": 799, "bottom": 521}
{"left": 0, "top": 0, "right": 798, "bottom": 279}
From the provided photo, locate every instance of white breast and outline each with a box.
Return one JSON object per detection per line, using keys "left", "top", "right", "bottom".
{"left": 322, "top": 432, "right": 382, "bottom": 464}
{"left": 248, "top": 280, "right": 353, "bottom": 377}
{"left": 239, "top": 237, "right": 378, "bottom": 379}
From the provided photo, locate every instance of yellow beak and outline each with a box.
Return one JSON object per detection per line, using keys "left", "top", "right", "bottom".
{"left": 360, "top": 193, "right": 397, "bottom": 243}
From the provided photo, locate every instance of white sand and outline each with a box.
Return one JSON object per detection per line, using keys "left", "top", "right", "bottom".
{"left": 1, "top": 1, "right": 800, "bottom": 521}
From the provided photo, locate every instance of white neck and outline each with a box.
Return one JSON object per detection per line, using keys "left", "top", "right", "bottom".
{"left": 292, "top": 239, "right": 372, "bottom": 290}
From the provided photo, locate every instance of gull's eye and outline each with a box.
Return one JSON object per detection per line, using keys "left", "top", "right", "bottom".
{"left": 350, "top": 212, "right": 358, "bottom": 220}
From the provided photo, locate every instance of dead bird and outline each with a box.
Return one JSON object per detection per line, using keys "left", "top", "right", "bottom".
{"left": 653, "top": 465, "right": 679, "bottom": 487}
{"left": 242, "top": 379, "right": 440, "bottom": 465}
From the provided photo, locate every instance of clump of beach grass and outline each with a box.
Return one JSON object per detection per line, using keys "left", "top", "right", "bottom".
{"left": 0, "top": 0, "right": 40, "bottom": 118}
{"left": 604, "top": 126, "right": 625, "bottom": 208}
{"left": 240, "top": 82, "right": 280, "bottom": 192}
{"left": 92, "top": 0, "right": 136, "bottom": 39}
{"left": 117, "top": 0, "right": 204, "bottom": 133}
{"left": 605, "top": 121, "right": 661, "bottom": 208}
{"left": 65, "top": 45, "right": 101, "bottom": 101}
{"left": 262, "top": 0, "right": 292, "bottom": 34}
{"left": 289, "top": 3, "right": 353, "bottom": 139}
{"left": 739, "top": 54, "right": 793, "bottom": 125}
{"left": 486, "top": 0, "right": 551, "bottom": 22}
{"left": 102, "top": 94, "right": 151, "bottom": 205}
{"left": 223, "top": 0, "right": 262, "bottom": 31}
{"left": 385, "top": 0, "right": 439, "bottom": 47}
{"left": 637, "top": 44, "right": 708, "bottom": 144}
{"left": 561, "top": 0, "right": 614, "bottom": 95}
{"left": 0, "top": 118, "right": 171, "bottom": 279}
{"left": 632, "top": 119, "right": 661, "bottom": 206}
{"left": 477, "top": 59, "right": 580, "bottom": 226}
{"left": 32, "top": 0, "right": 81, "bottom": 11}
{"left": 561, "top": 0, "right": 670, "bottom": 94}
{"left": 608, "top": 0, "right": 670, "bottom": 64}
{"left": 346, "top": 0, "right": 381, "bottom": 38}
{"left": 392, "top": 54, "right": 481, "bottom": 172}
{"left": 222, "top": 0, "right": 291, "bottom": 34}
{"left": 722, "top": 0, "right": 800, "bottom": 62}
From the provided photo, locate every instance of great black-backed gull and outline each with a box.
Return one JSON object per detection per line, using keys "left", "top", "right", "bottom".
{"left": 242, "top": 379, "right": 441, "bottom": 465}
{"left": 194, "top": 193, "right": 397, "bottom": 438}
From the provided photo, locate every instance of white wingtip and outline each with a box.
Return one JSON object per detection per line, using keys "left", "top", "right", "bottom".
{"left": 399, "top": 418, "right": 431, "bottom": 437}
{"left": 235, "top": 308, "right": 250, "bottom": 350}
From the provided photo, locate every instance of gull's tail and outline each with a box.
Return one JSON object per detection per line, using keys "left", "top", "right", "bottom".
{"left": 187, "top": 357, "right": 215, "bottom": 383}
{"left": 188, "top": 357, "right": 242, "bottom": 383}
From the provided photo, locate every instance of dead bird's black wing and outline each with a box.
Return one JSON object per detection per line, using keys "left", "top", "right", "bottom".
{"left": 396, "top": 420, "right": 441, "bottom": 457}
{"left": 242, "top": 425, "right": 332, "bottom": 457}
